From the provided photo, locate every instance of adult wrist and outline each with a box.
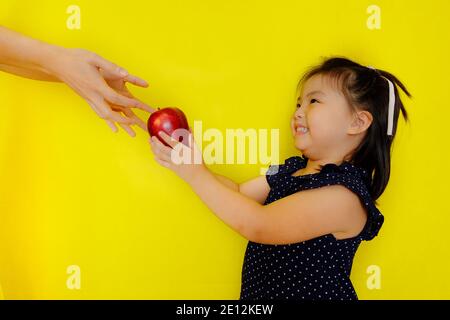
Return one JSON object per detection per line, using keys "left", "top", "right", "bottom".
{"left": 32, "top": 42, "right": 66, "bottom": 80}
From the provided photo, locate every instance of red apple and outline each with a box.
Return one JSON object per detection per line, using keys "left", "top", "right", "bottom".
{"left": 147, "top": 107, "right": 190, "bottom": 148}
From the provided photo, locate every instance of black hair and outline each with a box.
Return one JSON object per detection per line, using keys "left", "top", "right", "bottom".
{"left": 297, "top": 56, "right": 412, "bottom": 204}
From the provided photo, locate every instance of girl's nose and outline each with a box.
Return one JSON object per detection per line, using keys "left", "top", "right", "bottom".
{"left": 294, "top": 108, "right": 304, "bottom": 119}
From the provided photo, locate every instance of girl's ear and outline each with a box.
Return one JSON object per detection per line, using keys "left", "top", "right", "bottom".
{"left": 349, "top": 110, "right": 373, "bottom": 134}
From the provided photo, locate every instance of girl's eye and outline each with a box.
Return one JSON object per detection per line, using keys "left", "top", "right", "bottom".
{"left": 296, "top": 99, "right": 319, "bottom": 109}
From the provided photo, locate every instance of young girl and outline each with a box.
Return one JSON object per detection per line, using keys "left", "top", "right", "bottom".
{"left": 149, "top": 57, "right": 411, "bottom": 300}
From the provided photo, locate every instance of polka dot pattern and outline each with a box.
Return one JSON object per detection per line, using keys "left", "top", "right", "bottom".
{"left": 239, "top": 155, "right": 384, "bottom": 300}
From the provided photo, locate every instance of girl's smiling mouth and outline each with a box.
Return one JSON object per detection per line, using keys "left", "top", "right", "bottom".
{"left": 294, "top": 123, "right": 309, "bottom": 135}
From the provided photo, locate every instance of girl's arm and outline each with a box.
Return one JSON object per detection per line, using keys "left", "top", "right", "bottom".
{"left": 238, "top": 175, "right": 270, "bottom": 204}
{"left": 190, "top": 167, "right": 366, "bottom": 245}
{"left": 212, "top": 173, "right": 270, "bottom": 204}
{"left": 213, "top": 173, "right": 239, "bottom": 191}
{"left": 189, "top": 168, "right": 264, "bottom": 239}
{"left": 150, "top": 132, "right": 367, "bottom": 244}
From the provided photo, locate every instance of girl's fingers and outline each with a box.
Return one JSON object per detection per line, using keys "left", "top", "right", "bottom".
{"left": 188, "top": 133, "right": 194, "bottom": 148}
{"left": 155, "top": 147, "right": 172, "bottom": 163}
{"left": 148, "top": 137, "right": 155, "bottom": 152}
{"left": 151, "top": 136, "right": 172, "bottom": 156}
{"left": 150, "top": 138, "right": 173, "bottom": 163}
{"left": 154, "top": 156, "right": 171, "bottom": 169}
{"left": 158, "top": 131, "right": 181, "bottom": 149}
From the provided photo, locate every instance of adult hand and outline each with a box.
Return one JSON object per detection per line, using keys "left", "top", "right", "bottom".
{"left": 46, "top": 47, "right": 154, "bottom": 137}
{"left": 0, "top": 26, "right": 154, "bottom": 136}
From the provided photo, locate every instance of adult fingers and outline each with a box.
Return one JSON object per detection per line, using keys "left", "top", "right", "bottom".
{"left": 106, "top": 120, "right": 118, "bottom": 133}
{"left": 90, "top": 53, "right": 149, "bottom": 89}
{"left": 87, "top": 100, "right": 104, "bottom": 118}
{"left": 94, "top": 98, "right": 134, "bottom": 124}
{"left": 102, "top": 86, "right": 153, "bottom": 113}
{"left": 119, "top": 123, "right": 136, "bottom": 137}
{"left": 122, "top": 108, "right": 147, "bottom": 131}
{"left": 88, "top": 100, "right": 120, "bottom": 133}
{"left": 124, "top": 74, "right": 149, "bottom": 88}
{"left": 90, "top": 53, "right": 128, "bottom": 78}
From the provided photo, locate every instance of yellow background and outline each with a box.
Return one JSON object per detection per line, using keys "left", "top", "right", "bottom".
{"left": 0, "top": 0, "right": 448, "bottom": 299}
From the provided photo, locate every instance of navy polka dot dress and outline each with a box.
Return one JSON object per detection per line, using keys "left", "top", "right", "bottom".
{"left": 240, "top": 155, "right": 384, "bottom": 300}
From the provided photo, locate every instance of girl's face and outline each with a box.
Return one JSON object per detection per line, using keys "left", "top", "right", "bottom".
{"left": 291, "top": 74, "right": 355, "bottom": 158}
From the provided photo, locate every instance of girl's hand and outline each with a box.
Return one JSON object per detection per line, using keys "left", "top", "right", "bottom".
{"left": 45, "top": 47, "right": 154, "bottom": 136}
{"left": 149, "top": 129, "right": 207, "bottom": 183}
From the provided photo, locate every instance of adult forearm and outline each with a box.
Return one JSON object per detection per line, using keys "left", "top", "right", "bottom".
{"left": 0, "top": 63, "right": 58, "bottom": 81}
{"left": 0, "top": 26, "right": 60, "bottom": 81}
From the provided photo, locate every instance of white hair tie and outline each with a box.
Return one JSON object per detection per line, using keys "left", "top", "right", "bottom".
{"left": 367, "top": 65, "right": 395, "bottom": 136}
